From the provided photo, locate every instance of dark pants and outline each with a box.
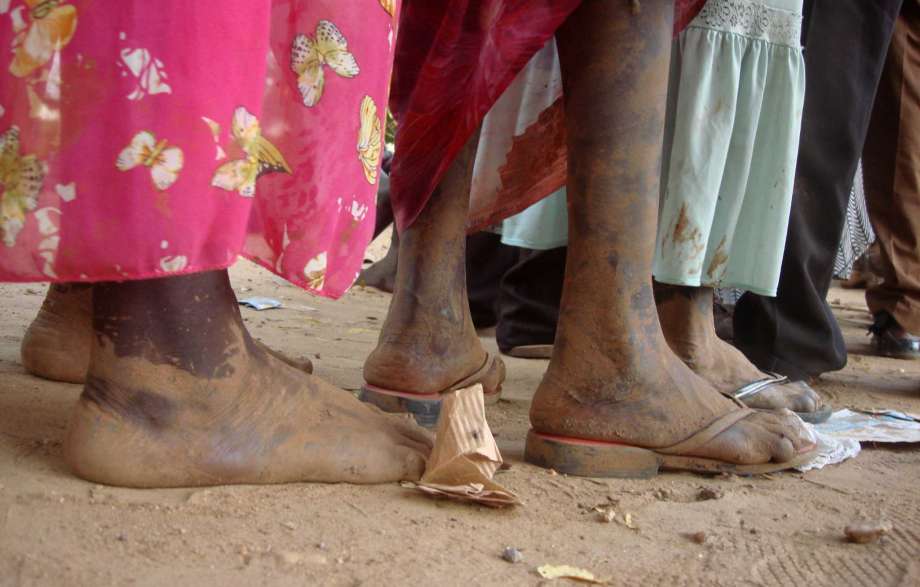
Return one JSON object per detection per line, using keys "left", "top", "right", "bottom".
{"left": 864, "top": 2, "right": 920, "bottom": 333}
{"left": 733, "top": 0, "right": 905, "bottom": 380}
{"left": 466, "top": 233, "right": 565, "bottom": 352}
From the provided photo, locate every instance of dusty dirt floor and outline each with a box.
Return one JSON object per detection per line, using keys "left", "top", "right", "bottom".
{"left": 1, "top": 258, "right": 919, "bottom": 586}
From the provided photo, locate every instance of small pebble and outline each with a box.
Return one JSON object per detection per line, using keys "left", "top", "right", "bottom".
{"left": 688, "top": 531, "right": 706, "bottom": 544}
{"left": 845, "top": 522, "right": 891, "bottom": 544}
{"left": 502, "top": 547, "right": 524, "bottom": 564}
{"left": 697, "top": 487, "right": 723, "bottom": 501}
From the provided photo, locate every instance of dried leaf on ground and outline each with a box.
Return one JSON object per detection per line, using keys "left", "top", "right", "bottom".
{"left": 537, "top": 564, "right": 606, "bottom": 584}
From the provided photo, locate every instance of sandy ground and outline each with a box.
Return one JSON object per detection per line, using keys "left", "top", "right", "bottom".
{"left": 1, "top": 259, "right": 918, "bottom": 587}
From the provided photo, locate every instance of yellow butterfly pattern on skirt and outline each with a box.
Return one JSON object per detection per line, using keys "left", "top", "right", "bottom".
{"left": 1, "top": 125, "right": 47, "bottom": 247}
{"left": 291, "top": 20, "right": 360, "bottom": 108}
{"left": 378, "top": 0, "right": 395, "bottom": 16}
{"left": 211, "top": 107, "right": 291, "bottom": 198}
{"left": 9, "top": 0, "right": 78, "bottom": 78}
{"left": 116, "top": 131, "right": 184, "bottom": 191}
{"left": 357, "top": 96, "right": 381, "bottom": 185}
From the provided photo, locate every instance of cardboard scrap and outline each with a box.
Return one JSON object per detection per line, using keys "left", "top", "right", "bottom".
{"left": 537, "top": 564, "right": 606, "bottom": 584}
{"left": 408, "top": 384, "right": 520, "bottom": 507}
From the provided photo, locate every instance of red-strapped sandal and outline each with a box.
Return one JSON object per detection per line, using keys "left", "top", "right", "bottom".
{"left": 525, "top": 407, "right": 818, "bottom": 478}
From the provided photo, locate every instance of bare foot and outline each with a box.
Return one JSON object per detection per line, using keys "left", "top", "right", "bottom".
{"left": 64, "top": 272, "right": 431, "bottom": 488}
{"left": 21, "top": 284, "right": 313, "bottom": 384}
{"left": 656, "top": 284, "right": 821, "bottom": 413}
{"left": 21, "top": 284, "right": 92, "bottom": 384}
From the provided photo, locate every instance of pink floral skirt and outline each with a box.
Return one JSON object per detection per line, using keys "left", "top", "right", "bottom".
{"left": 0, "top": 0, "right": 398, "bottom": 298}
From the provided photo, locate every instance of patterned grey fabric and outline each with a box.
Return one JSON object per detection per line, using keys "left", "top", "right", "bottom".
{"left": 833, "top": 161, "right": 875, "bottom": 279}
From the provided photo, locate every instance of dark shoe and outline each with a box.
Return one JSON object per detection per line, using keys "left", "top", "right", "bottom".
{"left": 869, "top": 312, "right": 920, "bottom": 360}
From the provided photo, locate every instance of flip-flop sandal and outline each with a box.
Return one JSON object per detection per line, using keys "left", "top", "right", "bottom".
{"left": 524, "top": 408, "right": 819, "bottom": 478}
{"left": 359, "top": 353, "right": 505, "bottom": 428}
{"left": 730, "top": 373, "right": 832, "bottom": 424}
{"left": 506, "top": 344, "right": 554, "bottom": 359}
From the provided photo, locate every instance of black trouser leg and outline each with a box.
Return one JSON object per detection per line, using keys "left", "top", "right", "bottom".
{"left": 466, "top": 232, "right": 518, "bottom": 328}
{"left": 732, "top": 0, "right": 904, "bottom": 380}
{"left": 495, "top": 247, "right": 566, "bottom": 353}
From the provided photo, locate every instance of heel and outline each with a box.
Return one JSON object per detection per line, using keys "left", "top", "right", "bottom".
{"left": 359, "top": 386, "right": 442, "bottom": 428}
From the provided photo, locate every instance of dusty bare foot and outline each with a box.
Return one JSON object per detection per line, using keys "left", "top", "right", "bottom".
{"left": 21, "top": 284, "right": 92, "bottom": 384}
{"left": 656, "top": 284, "right": 821, "bottom": 413}
{"left": 22, "top": 284, "right": 312, "bottom": 384}
{"left": 64, "top": 271, "right": 431, "bottom": 488}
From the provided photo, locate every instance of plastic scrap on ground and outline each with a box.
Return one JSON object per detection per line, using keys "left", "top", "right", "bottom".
{"left": 797, "top": 408, "right": 920, "bottom": 472}
{"left": 238, "top": 296, "right": 283, "bottom": 311}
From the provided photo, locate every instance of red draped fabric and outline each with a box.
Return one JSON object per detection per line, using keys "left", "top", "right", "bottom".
{"left": 389, "top": 0, "right": 708, "bottom": 232}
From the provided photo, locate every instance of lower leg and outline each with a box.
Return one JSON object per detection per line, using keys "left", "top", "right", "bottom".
{"left": 529, "top": 0, "right": 811, "bottom": 463}
{"left": 364, "top": 131, "right": 500, "bottom": 394}
{"left": 22, "top": 283, "right": 313, "bottom": 384}
{"left": 359, "top": 228, "right": 399, "bottom": 293}
{"left": 65, "top": 270, "right": 430, "bottom": 487}
{"left": 656, "top": 283, "right": 819, "bottom": 412}
{"left": 21, "top": 283, "right": 92, "bottom": 384}
{"left": 372, "top": 174, "right": 395, "bottom": 239}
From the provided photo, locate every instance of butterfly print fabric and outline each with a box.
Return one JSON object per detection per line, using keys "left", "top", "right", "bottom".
{"left": 0, "top": 0, "right": 395, "bottom": 298}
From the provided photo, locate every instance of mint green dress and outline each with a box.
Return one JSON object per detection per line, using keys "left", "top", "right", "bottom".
{"left": 653, "top": 0, "right": 806, "bottom": 296}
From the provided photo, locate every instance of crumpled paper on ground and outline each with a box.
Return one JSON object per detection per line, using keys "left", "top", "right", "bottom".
{"left": 796, "top": 409, "right": 920, "bottom": 472}
{"left": 406, "top": 384, "right": 520, "bottom": 507}
{"left": 795, "top": 427, "right": 861, "bottom": 473}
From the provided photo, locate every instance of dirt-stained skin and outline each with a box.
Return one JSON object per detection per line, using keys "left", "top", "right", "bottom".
{"left": 20, "top": 283, "right": 93, "bottom": 383}
{"left": 524, "top": 0, "right": 813, "bottom": 464}
{"left": 655, "top": 281, "right": 821, "bottom": 413}
{"left": 21, "top": 282, "right": 314, "bottom": 384}
{"left": 63, "top": 270, "right": 432, "bottom": 488}
{"left": 364, "top": 128, "right": 505, "bottom": 396}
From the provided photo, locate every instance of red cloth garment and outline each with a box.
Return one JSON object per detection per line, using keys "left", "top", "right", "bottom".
{"left": 389, "top": 0, "right": 708, "bottom": 232}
